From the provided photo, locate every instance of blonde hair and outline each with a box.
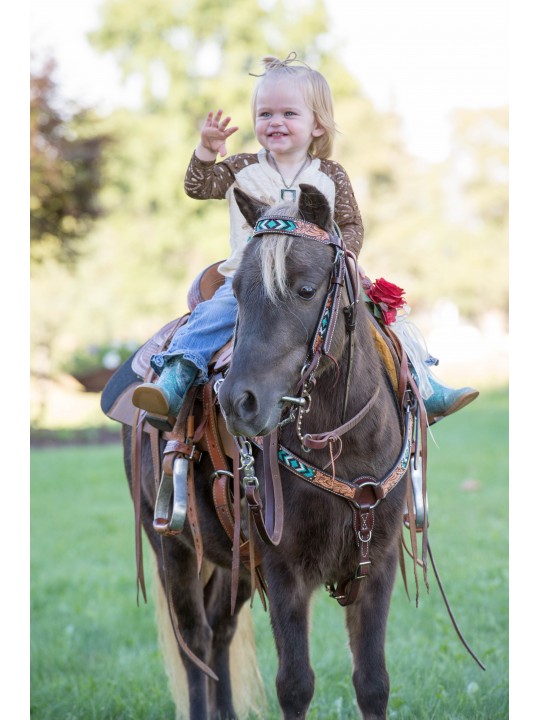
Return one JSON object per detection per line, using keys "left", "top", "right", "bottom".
{"left": 250, "top": 52, "right": 336, "bottom": 159}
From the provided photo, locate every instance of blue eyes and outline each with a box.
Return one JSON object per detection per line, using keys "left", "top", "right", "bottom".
{"left": 259, "top": 111, "right": 296, "bottom": 118}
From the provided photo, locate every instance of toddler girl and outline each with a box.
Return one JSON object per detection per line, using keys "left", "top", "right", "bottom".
{"left": 133, "top": 54, "right": 477, "bottom": 429}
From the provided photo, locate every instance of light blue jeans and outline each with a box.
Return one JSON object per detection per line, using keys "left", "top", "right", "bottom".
{"left": 150, "top": 277, "right": 237, "bottom": 385}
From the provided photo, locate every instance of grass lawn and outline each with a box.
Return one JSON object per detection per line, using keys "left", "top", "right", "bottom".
{"left": 30, "top": 386, "right": 508, "bottom": 719}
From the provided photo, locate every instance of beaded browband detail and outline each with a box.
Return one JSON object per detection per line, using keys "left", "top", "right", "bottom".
{"left": 252, "top": 217, "right": 339, "bottom": 245}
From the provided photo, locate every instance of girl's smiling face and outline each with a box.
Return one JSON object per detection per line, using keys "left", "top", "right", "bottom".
{"left": 254, "top": 79, "right": 324, "bottom": 162}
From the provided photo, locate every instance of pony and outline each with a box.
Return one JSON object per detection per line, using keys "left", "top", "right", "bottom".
{"left": 122, "top": 184, "right": 418, "bottom": 720}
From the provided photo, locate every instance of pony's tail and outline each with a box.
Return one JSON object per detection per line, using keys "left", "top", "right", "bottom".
{"left": 152, "top": 557, "right": 267, "bottom": 719}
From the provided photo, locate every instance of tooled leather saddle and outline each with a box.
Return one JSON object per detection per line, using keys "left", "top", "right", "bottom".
{"left": 101, "top": 260, "right": 400, "bottom": 436}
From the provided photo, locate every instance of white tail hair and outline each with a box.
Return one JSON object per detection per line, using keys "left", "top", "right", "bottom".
{"left": 152, "top": 557, "right": 267, "bottom": 719}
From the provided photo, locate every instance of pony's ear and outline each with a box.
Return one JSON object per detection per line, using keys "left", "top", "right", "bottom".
{"left": 234, "top": 188, "right": 270, "bottom": 228}
{"left": 298, "top": 184, "right": 332, "bottom": 230}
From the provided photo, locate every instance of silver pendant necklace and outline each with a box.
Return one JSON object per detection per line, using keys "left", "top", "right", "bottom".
{"left": 267, "top": 152, "right": 311, "bottom": 202}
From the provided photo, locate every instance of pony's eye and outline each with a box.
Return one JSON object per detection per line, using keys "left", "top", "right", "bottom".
{"left": 298, "top": 285, "right": 316, "bottom": 300}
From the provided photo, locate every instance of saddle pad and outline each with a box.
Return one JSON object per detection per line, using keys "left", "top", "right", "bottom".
{"left": 101, "top": 315, "right": 184, "bottom": 428}
{"left": 100, "top": 351, "right": 142, "bottom": 426}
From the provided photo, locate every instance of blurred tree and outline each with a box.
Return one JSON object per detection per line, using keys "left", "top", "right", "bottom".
{"left": 447, "top": 106, "right": 508, "bottom": 317}
{"left": 30, "top": 57, "right": 113, "bottom": 418}
{"left": 30, "top": 57, "right": 109, "bottom": 265}
{"left": 360, "top": 107, "right": 508, "bottom": 321}
{"left": 449, "top": 107, "right": 508, "bottom": 229}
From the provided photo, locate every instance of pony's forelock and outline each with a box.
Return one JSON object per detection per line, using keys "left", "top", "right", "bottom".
{"left": 256, "top": 203, "right": 297, "bottom": 304}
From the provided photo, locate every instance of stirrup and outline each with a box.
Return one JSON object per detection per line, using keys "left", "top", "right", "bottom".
{"left": 144, "top": 411, "right": 177, "bottom": 432}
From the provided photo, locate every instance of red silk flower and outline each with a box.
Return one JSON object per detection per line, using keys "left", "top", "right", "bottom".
{"left": 365, "top": 277, "right": 406, "bottom": 325}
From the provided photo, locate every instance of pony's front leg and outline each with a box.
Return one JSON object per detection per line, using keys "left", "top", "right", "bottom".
{"left": 266, "top": 562, "right": 315, "bottom": 720}
{"left": 346, "top": 550, "right": 399, "bottom": 720}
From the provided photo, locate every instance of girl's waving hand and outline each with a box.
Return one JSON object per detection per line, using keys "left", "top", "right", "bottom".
{"left": 199, "top": 109, "right": 239, "bottom": 158}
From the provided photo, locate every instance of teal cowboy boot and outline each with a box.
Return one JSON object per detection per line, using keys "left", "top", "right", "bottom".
{"left": 132, "top": 358, "right": 199, "bottom": 431}
{"left": 423, "top": 376, "right": 479, "bottom": 424}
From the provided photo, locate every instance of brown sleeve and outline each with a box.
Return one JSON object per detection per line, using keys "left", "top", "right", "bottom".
{"left": 184, "top": 152, "right": 259, "bottom": 200}
{"left": 320, "top": 159, "right": 364, "bottom": 258}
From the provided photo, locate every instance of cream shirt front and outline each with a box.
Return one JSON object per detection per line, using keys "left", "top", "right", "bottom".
{"left": 218, "top": 149, "right": 336, "bottom": 277}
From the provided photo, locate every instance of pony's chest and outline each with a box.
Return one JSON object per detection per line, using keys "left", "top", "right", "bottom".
{"left": 276, "top": 491, "right": 357, "bottom": 572}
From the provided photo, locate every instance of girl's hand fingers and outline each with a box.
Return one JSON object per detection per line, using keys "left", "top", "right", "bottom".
{"left": 201, "top": 111, "right": 237, "bottom": 154}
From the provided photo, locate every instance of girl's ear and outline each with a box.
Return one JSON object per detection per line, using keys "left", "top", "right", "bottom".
{"left": 312, "top": 124, "right": 325, "bottom": 138}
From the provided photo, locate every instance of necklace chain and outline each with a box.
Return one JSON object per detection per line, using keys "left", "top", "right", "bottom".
{"left": 267, "top": 152, "right": 311, "bottom": 189}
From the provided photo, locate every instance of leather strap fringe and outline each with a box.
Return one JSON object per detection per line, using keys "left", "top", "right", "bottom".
{"left": 160, "top": 538, "right": 218, "bottom": 681}
{"left": 131, "top": 410, "right": 147, "bottom": 605}
{"left": 427, "top": 541, "right": 486, "bottom": 671}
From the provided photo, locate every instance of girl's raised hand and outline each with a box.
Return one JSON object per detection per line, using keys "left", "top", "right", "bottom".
{"left": 200, "top": 109, "right": 239, "bottom": 157}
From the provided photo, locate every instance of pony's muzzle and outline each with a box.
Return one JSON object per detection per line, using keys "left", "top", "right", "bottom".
{"left": 218, "top": 381, "right": 261, "bottom": 431}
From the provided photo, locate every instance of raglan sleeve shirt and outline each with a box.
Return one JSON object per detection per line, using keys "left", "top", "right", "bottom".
{"left": 184, "top": 150, "right": 364, "bottom": 276}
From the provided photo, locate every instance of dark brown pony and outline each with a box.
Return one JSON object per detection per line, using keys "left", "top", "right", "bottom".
{"left": 122, "top": 185, "right": 412, "bottom": 719}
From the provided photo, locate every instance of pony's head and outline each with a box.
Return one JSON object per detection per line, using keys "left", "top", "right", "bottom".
{"left": 219, "top": 185, "right": 339, "bottom": 437}
{"left": 235, "top": 183, "right": 334, "bottom": 303}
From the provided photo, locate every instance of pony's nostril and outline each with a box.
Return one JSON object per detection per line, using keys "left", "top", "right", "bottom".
{"left": 236, "top": 390, "right": 258, "bottom": 418}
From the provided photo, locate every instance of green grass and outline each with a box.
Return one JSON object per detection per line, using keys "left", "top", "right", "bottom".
{"left": 31, "top": 387, "right": 508, "bottom": 719}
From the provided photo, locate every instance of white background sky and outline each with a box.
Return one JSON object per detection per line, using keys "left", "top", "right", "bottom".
{"left": 29, "top": 0, "right": 508, "bottom": 162}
